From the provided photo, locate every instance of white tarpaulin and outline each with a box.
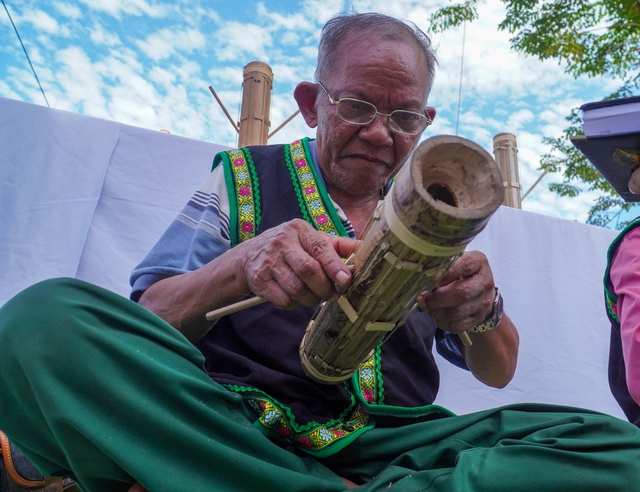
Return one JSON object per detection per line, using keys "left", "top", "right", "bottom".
{"left": 0, "top": 97, "right": 624, "bottom": 420}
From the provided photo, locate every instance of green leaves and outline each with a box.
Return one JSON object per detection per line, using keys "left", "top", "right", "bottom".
{"left": 430, "top": 0, "right": 640, "bottom": 228}
{"left": 429, "top": 1, "right": 479, "bottom": 31}
{"left": 430, "top": 0, "right": 640, "bottom": 80}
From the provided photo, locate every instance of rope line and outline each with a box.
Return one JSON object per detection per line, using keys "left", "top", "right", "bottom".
{"left": 2, "top": 0, "right": 50, "bottom": 107}
{"left": 455, "top": 16, "right": 467, "bottom": 136}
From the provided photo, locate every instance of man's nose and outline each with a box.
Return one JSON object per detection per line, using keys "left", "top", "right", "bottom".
{"left": 358, "top": 113, "right": 393, "bottom": 145}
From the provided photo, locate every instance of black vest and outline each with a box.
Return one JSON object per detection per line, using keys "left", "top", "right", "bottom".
{"left": 195, "top": 139, "right": 452, "bottom": 456}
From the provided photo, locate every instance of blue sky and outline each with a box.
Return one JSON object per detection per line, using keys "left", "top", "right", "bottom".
{"left": 1, "top": 0, "right": 632, "bottom": 226}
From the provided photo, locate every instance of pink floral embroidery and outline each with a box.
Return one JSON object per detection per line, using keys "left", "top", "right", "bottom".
{"left": 305, "top": 186, "right": 316, "bottom": 195}
{"left": 239, "top": 186, "right": 250, "bottom": 196}
{"left": 241, "top": 222, "right": 253, "bottom": 233}
{"left": 276, "top": 427, "right": 291, "bottom": 437}
{"left": 234, "top": 158, "right": 244, "bottom": 167}
{"left": 296, "top": 159, "right": 306, "bottom": 168}
{"left": 298, "top": 437, "right": 313, "bottom": 448}
{"left": 362, "top": 390, "right": 374, "bottom": 403}
{"left": 316, "top": 215, "right": 328, "bottom": 225}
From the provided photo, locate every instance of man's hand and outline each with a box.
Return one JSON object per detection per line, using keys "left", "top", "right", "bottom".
{"left": 139, "top": 219, "right": 359, "bottom": 342}
{"left": 240, "top": 219, "right": 358, "bottom": 309}
{"left": 416, "top": 251, "right": 519, "bottom": 388}
{"left": 416, "top": 251, "right": 496, "bottom": 334}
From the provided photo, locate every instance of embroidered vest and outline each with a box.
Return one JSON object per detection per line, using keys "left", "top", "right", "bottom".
{"left": 604, "top": 217, "right": 640, "bottom": 426}
{"left": 196, "top": 138, "right": 453, "bottom": 457}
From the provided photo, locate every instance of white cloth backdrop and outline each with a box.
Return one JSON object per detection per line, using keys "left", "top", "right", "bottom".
{"left": 0, "top": 97, "right": 624, "bottom": 420}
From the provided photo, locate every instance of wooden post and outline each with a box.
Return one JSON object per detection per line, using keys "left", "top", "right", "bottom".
{"left": 493, "top": 133, "right": 522, "bottom": 208}
{"left": 238, "top": 61, "right": 273, "bottom": 147}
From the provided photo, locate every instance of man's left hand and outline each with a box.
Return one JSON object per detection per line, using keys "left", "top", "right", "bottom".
{"left": 416, "top": 251, "right": 519, "bottom": 388}
{"left": 416, "top": 251, "right": 495, "bottom": 334}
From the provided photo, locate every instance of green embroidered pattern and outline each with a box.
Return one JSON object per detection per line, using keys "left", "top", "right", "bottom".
{"left": 357, "top": 355, "right": 377, "bottom": 405}
{"left": 286, "top": 139, "right": 340, "bottom": 236}
{"left": 246, "top": 395, "right": 370, "bottom": 453}
{"left": 607, "top": 295, "right": 620, "bottom": 323}
{"left": 227, "top": 148, "right": 259, "bottom": 243}
{"left": 227, "top": 356, "right": 377, "bottom": 454}
{"left": 373, "top": 343, "right": 385, "bottom": 404}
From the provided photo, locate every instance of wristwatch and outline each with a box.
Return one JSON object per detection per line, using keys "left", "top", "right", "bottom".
{"left": 468, "top": 287, "right": 503, "bottom": 333}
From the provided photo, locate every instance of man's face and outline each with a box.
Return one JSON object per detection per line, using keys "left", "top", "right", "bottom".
{"left": 314, "top": 35, "right": 430, "bottom": 198}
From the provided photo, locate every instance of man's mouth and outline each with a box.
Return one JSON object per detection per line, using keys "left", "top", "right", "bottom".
{"left": 346, "top": 153, "right": 390, "bottom": 167}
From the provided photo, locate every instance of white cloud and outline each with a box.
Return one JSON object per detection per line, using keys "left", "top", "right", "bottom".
{"left": 148, "top": 65, "right": 176, "bottom": 89}
{"left": 269, "top": 62, "right": 306, "bottom": 85}
{"left": 53, "top": 46, "right": 110, "bottom": 117}
{"left": 53, "top": 2, "right": 82, "bottom": 19}
{"left": 0, "top": 67, "right": 33, "bottom": 102}
{"left": 208, "top": 66, "right": 245, "bottom": 89}
{"left": 505, "top": 109, "right": 535, "bottom": 132}
{"left": 76, "top": 0, "right": 170, "bottom": 18}
{"left": 24, "top": 9, "right": 62, "bottom": 33}
{"left": 90, "top": 23, "right": 122, "bottom": 46}
{"left": 300, "top": 0, "right": 347, "bottom": 24}
{"left": 213, "top": 22, "right": 273, "bottom": 63}
{"left": 136, "top": 27, "right": 206, "bottom": 61}
{"left": 255, "top": 3, "right": 309, "bottom": 32}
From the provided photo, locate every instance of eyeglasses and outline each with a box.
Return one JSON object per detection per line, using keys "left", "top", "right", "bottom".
{"left": 317, "top": 81, "right": 434, "bottom": 136}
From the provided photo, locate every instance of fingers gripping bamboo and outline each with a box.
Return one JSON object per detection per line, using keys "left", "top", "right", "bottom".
{"left": 298, "top": 135, "right": 504, "bottom": 384}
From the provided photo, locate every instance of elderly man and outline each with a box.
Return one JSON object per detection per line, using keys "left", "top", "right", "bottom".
{"left": 2, "top": 11, "right": 640, "bottom": 492}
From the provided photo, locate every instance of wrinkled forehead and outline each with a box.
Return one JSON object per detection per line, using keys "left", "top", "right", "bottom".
{"left": 326, "top": 34, "right": 430, "bottom": 99}
{"left": 333, "top": 29, "right": 428, "bottom": 67}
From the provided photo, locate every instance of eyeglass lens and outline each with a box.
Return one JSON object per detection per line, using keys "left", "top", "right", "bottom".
{"left": 337, "top": 99, "right": 429, "bottom": 135}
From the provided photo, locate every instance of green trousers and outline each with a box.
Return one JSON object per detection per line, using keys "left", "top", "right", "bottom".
{"left": 1, "top": 278, "right": 640, "bottom": 492}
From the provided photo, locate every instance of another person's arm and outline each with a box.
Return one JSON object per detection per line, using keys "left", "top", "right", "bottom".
{"left": 610, "top": 228, "right": 640, "bottom": 405}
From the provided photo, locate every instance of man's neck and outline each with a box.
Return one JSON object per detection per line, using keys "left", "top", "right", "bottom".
{"left": 307, "top": 140, "right": 383, "bottom": 237}
{"left": 329, "top": 186, "right": 381, "bottom": 238}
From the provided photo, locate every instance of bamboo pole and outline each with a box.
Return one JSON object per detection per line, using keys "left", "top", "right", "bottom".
{"left": 209, "top": 86, "right": 239, "bottom": 134}
{"left": 493, "top": 133, "right": 522, "bottom": 208}
{"left": 238, "top": 61, "right": 273, "bottom": 147}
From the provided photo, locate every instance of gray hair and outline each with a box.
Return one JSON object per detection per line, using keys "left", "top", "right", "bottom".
{"left": 315, "top": 11, "right": 438, "bottom": 97}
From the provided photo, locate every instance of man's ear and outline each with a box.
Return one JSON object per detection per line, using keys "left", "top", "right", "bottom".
{"left": 293, "top": 82, "right": 318, "bottom": 128}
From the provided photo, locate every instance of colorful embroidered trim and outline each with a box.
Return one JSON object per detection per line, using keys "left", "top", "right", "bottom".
{"left": 226, "top": 147, "right": 260, "bottom": 243}
{"left": 250, "top": 359, "right": 377, "bottom": 453}
{"left": 285, "top": 139, "right": 341, "bottom": 236}
{"left": 606, "top": 295, "right": 620, "bottom": 322}
{"left": 350, "top": 348, "right": 456, "bottom": 419}
{"left": 246, "top": 396, "right": 370, "bottom": 454}
{"left": 357, "top": 354, "right": 378, "bottom": 405}
{"left": 226, "top": 357, "right": 378, "bottom": 455}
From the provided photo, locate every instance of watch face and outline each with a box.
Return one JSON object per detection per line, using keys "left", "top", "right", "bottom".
{"left": 493, "top": 289, "right": 504, "bottom": 324}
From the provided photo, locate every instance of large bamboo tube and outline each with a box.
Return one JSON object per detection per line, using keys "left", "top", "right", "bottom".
{"left": 493, "top": 133, "right": 522, "bottom": 208}
{"left": 238, "top": 61, "right": 273, "bottom": 147}
{"left": 299, "top": 135, "right": 504, "bottom": 384}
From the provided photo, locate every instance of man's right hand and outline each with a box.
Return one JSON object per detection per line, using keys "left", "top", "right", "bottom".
{"left": 239, "top": 219, "right": 357, "bottom": 310}
{"left": 139, "top": 219, "right": 358, "bottom": 342}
